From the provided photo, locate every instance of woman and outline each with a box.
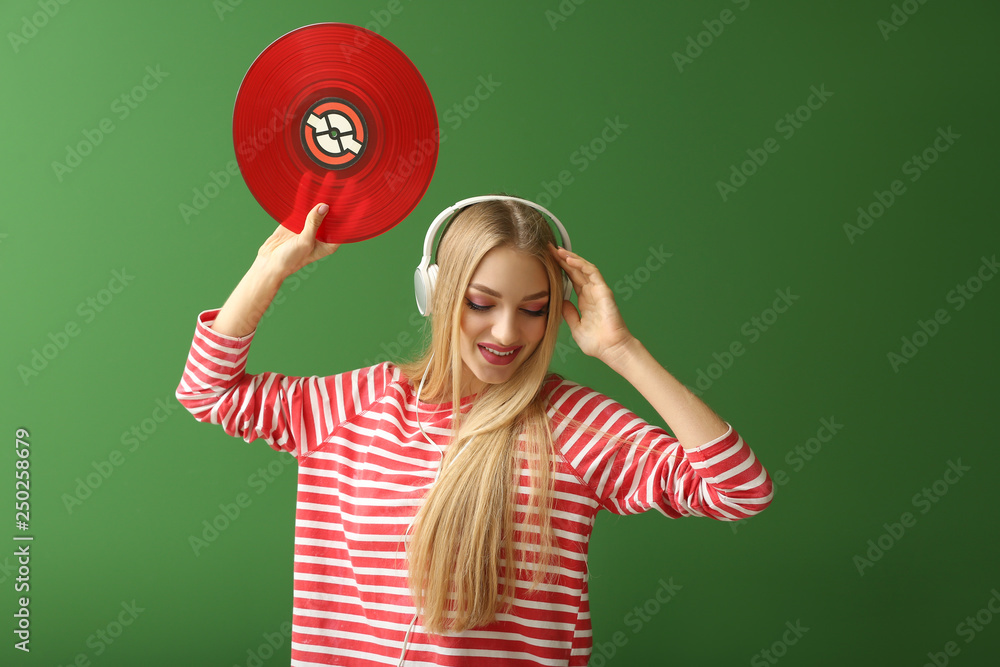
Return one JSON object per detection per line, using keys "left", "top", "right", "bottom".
{"left": 176, "top": 197, "right": 773, "bottom": 666}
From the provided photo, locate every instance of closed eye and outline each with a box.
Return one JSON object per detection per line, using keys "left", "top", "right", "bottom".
{"left": 465, "top": 299, "right": 548, "bottom": 317}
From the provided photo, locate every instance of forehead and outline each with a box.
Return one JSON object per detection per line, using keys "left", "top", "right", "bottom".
{"left": 469, "top": 246, "right": 548, "bottom": 293}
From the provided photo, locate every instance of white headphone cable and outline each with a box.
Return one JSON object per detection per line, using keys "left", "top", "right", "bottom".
{"left": 399, "top": 352, "right": 441, "bottom": 666}
{"left": 399, "top": 352, "right": 479, "bottom": 664}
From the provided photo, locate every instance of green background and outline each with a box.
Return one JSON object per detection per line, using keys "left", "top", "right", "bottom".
{"left": 3, "top": 0, "right": 999, "bottom": 665}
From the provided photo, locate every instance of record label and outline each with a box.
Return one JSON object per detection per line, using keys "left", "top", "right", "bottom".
{"left": 300, "top": 97, "right": 367, "bottom": 169}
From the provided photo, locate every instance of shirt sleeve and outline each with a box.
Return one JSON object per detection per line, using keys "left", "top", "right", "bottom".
{"left": 174, "top": 308, "right": 390, "bottom": 459}
{"left": 544, "top": 377, "right": 773, "bottom": 521}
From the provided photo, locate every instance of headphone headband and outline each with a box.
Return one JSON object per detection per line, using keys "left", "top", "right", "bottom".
{"left": 420, "top": 195, "right": 572, "bottom": 259}
{"left": 414, "top": 195, "right": 574, "bottom": 316}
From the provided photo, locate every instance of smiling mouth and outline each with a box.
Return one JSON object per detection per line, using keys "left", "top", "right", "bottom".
{"left": 478, "top": 344, "right": 522, "bottom": 365}
{"left": 481, "top": 345, "right": 518, "bottom": 356}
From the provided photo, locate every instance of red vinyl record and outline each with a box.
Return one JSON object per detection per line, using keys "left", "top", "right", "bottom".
{"left": 233, "top": 23, "right": 438, "bottom": 243}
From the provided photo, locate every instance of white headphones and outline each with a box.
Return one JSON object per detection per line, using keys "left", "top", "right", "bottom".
{"left": 413, "top": 195, "right": 574, "bottom": 317}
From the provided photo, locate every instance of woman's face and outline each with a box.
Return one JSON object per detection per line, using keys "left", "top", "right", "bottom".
{"left": 457, "top": 245, "right": 551, "bottom": 397}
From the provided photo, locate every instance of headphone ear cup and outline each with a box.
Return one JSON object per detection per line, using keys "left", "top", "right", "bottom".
{"left": 414, "top": 261, "right": 438, "bottom": 317}
{"left": 414, "top": 267, "right": 429, "bottom": 316}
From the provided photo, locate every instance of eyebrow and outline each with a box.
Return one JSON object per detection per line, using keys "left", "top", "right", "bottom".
{"left": 468, "top": 283, "right": 549, "bottom": 301}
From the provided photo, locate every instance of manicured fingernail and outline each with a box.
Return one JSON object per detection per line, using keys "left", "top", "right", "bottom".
{"left": 318, "top": 204, "right": 329, "bottom": 215}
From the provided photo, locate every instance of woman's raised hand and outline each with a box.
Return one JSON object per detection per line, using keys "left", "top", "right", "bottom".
{"left": 257, "top": 203, "right": 341, "bottom": 280}
{"left": 548, "top": 243, "right": 635, "bottom": 365}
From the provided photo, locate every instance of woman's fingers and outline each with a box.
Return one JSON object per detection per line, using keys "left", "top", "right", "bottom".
{"left": 257, "top": 203, "right": 339, "bottom": 278}
{"left": 548, "top": 242, "right": 575, "bottom": 268}
{"left": 299, "top": 203, "right": 341, "bottom": 265}
{"left": 549, "top": 243, "right": 602, "bottom": 290}
{"left": 302, "top": 203, "right": 329, "bottom": 239}
{"left": 549, "top": 245, "right": 582, "bottom": 293}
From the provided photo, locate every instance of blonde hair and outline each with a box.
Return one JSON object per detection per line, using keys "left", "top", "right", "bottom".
{"left": 396, "top": 198, "right": 678, "bottom": 633}
{"left": 396, "top": 198, "right": 566, "bottom": 633}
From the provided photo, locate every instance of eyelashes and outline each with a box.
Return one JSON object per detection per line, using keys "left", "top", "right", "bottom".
{"left": 465, "top": 299, "right": 490, "bottom": 312}
{"left": 464, "top": 299, "right": 548, "bottom": 317}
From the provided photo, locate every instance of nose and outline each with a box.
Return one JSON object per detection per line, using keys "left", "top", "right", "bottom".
{"left": 492, "top": 307, "right": 519, "bottom": 346}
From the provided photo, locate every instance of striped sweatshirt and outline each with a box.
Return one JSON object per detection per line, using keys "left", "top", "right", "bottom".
{"left": 176, "top": 308, "right": 773, "bottom": 666}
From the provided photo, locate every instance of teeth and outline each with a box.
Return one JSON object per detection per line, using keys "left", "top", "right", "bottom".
{"left": 483, "top": 346, "right": 516, "bottom": 356}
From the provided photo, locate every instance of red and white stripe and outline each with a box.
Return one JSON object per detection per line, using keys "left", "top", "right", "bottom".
{"left": 177, "top": 308, "right": 773, "bottom": 666}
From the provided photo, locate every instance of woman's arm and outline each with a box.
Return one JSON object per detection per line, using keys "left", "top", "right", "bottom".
{"left": 549, "top": 243, "right": 731, "bottom": 451}
{"left": 175, "top": 202, "right": 347, "bottom": 457}
{"left": 211, "top": 203, "right": 337, "bottom": 338}
{"left": 210, "top": 256, "right": 286, "bottom": 338}
{"left": 547, "top": 243, "right": 772, "bottom": 518}
{"left": 545, "top": 376, "right": 769, "bottom": 519}
{"left": 602, "top": 338, "right": 729, "bottom": 451}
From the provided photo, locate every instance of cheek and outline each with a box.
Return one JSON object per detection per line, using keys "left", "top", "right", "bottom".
{"left": 460, "top": 313, "right": 481, "bottom": 343}
{"left": 527, "top": 318, "right": 547, "bottom": 345}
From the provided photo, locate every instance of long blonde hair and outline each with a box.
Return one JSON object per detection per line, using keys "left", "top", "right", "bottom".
{"left": 396, "top": 198, "right": 566, "bottom": 633}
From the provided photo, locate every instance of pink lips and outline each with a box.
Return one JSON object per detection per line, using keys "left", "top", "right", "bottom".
{"left": 478, "top": 344, "right": 521, "bottom": 365}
